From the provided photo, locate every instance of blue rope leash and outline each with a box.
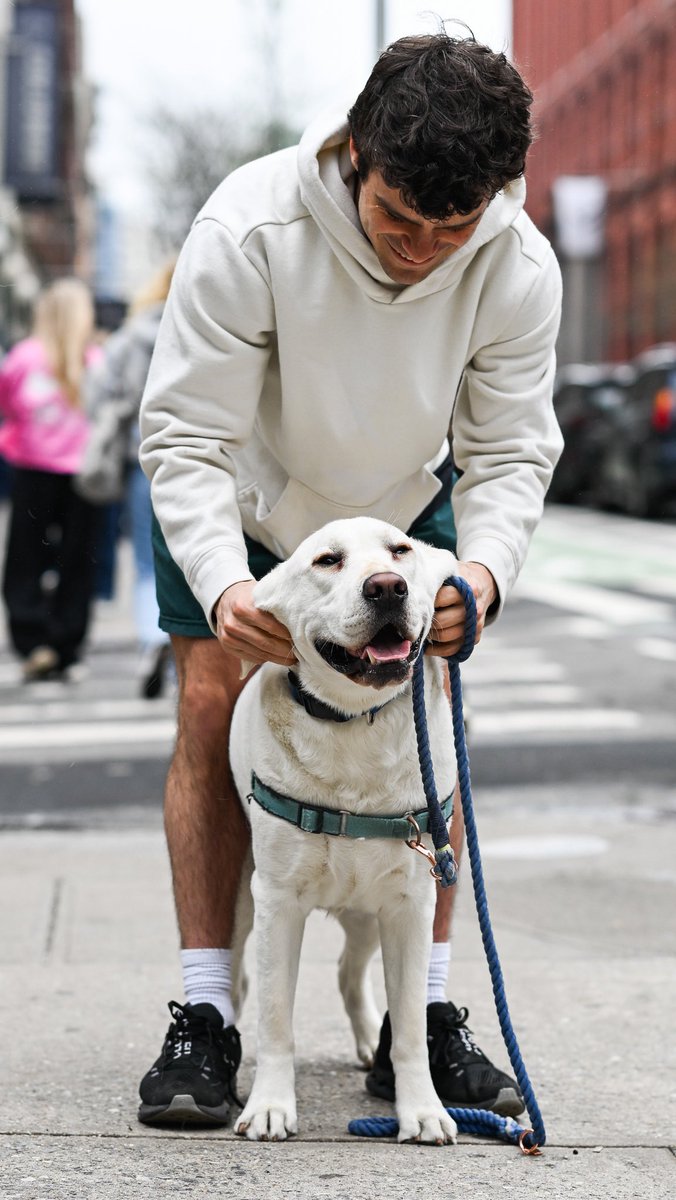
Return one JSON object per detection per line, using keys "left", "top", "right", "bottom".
{"left": 348, "top": 1109, "right": 529, "bottom": 1146}
{"left": 348, "top": 575, "right": 545, "bottom": 1153}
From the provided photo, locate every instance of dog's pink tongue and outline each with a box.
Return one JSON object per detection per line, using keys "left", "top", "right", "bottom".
{"left": 360, "top": 637, "right": 412, "bottom": 663}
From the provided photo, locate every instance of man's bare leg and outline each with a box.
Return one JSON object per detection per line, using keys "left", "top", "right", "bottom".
{"left": 138, "top": 634, "right": 249, "bottom": 1126}
{"left": 165, "top": 634, "right": 250, "bottom": 948}
{"left": 432, "top": 666, "right": 464, "bottom": 944}
{"left": 431, "top": 789, "right": 464, "bottom": 943}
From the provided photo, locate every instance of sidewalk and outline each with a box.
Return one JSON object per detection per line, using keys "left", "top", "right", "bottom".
{"left": 1, "top": 545, "right": 675, "bottom": 1198}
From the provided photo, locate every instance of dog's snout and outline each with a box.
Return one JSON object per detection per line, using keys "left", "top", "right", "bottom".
{"left": 362, "top": 572, "right": 408, "bottom": 604}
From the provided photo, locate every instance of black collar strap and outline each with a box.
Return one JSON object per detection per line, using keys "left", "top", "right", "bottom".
{"left": 287, "top": 670, "right": 388, "bottom": 724}
{"left": 249, "top": 772, "right": 454, "bottom": 840}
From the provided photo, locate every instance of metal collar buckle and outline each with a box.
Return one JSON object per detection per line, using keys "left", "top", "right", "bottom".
{"left": 405, "top": 813, "right": 438, "bottom": 877}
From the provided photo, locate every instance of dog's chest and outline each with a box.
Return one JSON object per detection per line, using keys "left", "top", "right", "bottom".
{"left": 266, "top": 685, "right": 454, "bottom": 806}
{"left": 256, "top": 827, "right": 433, "bottom": 917}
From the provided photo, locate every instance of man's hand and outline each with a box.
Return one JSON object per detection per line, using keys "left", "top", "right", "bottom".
{"left": 426, "top": 562, "right": 498, "bottom": 658}
{"left": 214, "top": 580, "right": 296, "bottom": 667}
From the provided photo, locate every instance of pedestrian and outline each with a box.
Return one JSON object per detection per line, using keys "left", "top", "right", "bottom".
{"left": 77, "top": 262, "right": 175, "bottom": 699}
{"left": 138, "top": 30, "right": 563, "bottom": 1126}
{"left": 0, "top": 278, "right": 103, "bottom": 682}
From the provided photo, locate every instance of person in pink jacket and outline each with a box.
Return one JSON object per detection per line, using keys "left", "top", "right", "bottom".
{"left": 0, "top": 278, "right": 103, "bottom": 681}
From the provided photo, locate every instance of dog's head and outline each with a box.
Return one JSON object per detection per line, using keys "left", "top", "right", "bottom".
{"left": 253, "top": 517, "right": 456, "bottom": 711}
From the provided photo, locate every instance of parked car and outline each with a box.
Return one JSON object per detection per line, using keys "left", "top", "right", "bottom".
{"left": 593, "top": 344, "right": 676, "bottom": 518}
{"left": 548, "top": 362, "right": 634, "bottom": 504}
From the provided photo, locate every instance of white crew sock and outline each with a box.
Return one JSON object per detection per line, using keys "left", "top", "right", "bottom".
{"left": 180, "top": 948, "right": 236, "bottom": 1028}
{"left": 426, "top": 941, "right": 451, "bottom": 1005}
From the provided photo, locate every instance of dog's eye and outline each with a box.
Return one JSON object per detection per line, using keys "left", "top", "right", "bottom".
{"left": 391, "top": 544, "right": 411, "bottom": 557}
{"left": 313, "top": 553, "right": 343, "bottom": 568}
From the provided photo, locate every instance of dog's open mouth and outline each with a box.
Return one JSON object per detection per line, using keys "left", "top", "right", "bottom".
{"left": 315, "top": 624, "right": 423, "bottom": 687}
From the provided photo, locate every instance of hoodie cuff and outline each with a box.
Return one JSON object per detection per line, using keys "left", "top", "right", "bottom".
{"left": 455, "top": 535, "right": 518, "bottom": 621}
{"left": 189, "top": 552, "right": 255, "bottom": 634}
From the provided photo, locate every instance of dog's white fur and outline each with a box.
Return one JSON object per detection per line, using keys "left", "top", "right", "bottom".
{"left": 229, "top": 516, "right": 458, "bottom": 1144}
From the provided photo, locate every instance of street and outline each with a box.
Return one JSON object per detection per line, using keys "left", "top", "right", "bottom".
{"left": 1, "top": 503, "right": 674, "bottom": 828}
{"left": 2, "top": 502, "right": 675, "bottom": 1198}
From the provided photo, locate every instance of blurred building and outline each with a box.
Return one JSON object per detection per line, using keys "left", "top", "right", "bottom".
{"left": 513, "top": 0, "right": 676, "bottom": 364}
{"left": 0, "top": 0, "right": 94, "bottom": 343}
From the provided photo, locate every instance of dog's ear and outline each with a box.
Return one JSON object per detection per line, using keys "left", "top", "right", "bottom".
{"left": 252, "top": 559, "right": 291, "bottom": 618}
{"left": 412, "top": 540, "right": 458, "bottom": 593}
{"left": 238, "top": 562, "right": 292, "bottom": 679}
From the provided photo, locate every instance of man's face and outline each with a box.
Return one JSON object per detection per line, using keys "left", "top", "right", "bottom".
{"left": 350, "top": 139, "right": 488, "bottom": 285}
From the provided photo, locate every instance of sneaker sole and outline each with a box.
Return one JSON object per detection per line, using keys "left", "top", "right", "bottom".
{"left": 138, "top": 1094, "right": 232, "bottom": 1126}
{"left": 365, "top": 1072, "right": 524, "bottom": 1119}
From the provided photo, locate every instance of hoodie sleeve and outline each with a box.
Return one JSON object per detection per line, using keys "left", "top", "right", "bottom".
{"left": 451, "top": 246, "right": 563, "bottom": 613}
{"left": 139, "top": 217, "right": 275, "bottom": 621}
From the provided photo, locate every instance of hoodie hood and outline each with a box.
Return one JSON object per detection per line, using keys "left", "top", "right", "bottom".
{"left": 298, "top": 109, "right": 527, "bottom": 305}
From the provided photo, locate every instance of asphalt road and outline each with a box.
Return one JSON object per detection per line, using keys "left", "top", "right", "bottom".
{"left": 1, "top": 504, "right": 675, "bottom": 828}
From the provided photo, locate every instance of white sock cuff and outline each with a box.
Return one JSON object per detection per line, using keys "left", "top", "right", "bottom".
{"left": 180, "top": 948, "right": 232, "bottom": 969}
{"left": 429, "top": 941, "right": 451, "bottom": 967}
{"left": 180, "top": 947, "right": 235, "bottom": 1028}
{"left": 426, "top": 940, "right": 451, "bottom": 1005}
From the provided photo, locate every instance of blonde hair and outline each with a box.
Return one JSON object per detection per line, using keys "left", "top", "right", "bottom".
{"left": 33, "top": 278, "right": 95, "bottom": 408}
{"left": 129, "top": 259, "right": 177, "bottom": 317}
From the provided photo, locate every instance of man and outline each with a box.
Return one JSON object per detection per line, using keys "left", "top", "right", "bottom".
{"left": 138, "top": 31, "right": 562, "bottom": 1127}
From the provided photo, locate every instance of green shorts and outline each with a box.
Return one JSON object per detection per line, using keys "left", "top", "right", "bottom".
{"left": 152, "top": 485, "right": 458, "bottom": 639}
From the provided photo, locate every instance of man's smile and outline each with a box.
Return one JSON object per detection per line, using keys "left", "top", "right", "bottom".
{"left": 384, "top": 237, "right": 440, "bottom": 267}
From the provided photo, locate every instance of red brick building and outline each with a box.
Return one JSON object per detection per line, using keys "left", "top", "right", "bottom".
{"left": 513, "top": 0, "right": 676, "bottom": 362}
{"left": 3, "top": 0, "right": 94, "bottom": 283}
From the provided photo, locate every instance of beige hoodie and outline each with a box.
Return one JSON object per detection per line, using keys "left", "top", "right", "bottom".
{"left": 140, "top": 111, "right": 563, "bottom": 626}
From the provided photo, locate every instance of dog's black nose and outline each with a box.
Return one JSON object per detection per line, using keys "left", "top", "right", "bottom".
{"left": 362, "top": 572, "right": 408, "bottom": 604}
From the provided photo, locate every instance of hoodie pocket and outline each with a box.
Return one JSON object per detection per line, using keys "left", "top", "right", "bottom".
{"left": 251, "top": 468, "right": 442, "bottom": 559}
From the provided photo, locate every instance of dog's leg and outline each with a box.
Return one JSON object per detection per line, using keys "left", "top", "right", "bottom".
{"left": 235, "top": 877, "right": 305, "bottom": 1141}
{"left": 378, "top": 904, "right": 457, "bottom": 1145}
{"left": 337, "top": 909, "right": 381, "bottom": 1068}
{"left": 230, "top": 846, "right": 254, "bottom": 1021}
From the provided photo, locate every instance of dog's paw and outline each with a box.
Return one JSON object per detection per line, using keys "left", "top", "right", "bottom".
{"left": 396, "top": 1103, "right": 457, "bottom": 1146}
{"left": 355, "top": 1016, "right": 381, "bottom": 1069}
{"left": 235, "top": 1096, "right": 298, "bottom": 1142}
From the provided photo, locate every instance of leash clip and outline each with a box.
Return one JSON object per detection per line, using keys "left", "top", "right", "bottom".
{"left": 518, "top": 1129, "right": 542, "bottom": 1156}
{"left": 405, "top": 814, "right": 438, "bottom": 877}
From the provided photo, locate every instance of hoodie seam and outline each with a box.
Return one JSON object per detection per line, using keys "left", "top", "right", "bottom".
{"left": 489, "top": 253, "right": 559, "bottom": 345}
{"left": 193, "top": 212, "right": 312, "bottom": 294}
{"left": 506, "top": 213, "right": 552, "bottom": 268}
{"left": 194, "top": 212, "right": 311, "bottom": 250}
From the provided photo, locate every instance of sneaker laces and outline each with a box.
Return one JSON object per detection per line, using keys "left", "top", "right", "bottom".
{"left": 161, "top": 1001, "right": 243, "bottom": 1106}
{"left": 428, "top": 1005, "right": 487, "bottom": 1067}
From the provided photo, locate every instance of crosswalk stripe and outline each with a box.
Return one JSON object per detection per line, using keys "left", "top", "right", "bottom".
{"left": 471, "top": 708, "right": 674, "bottom": 743}
{"left": 512, "top": 578, "right": 673, "bottom": 624}
{"left": 0, "top": 720, "right": 175, "bottom": 749}
{"left": 475, "top": 708, "right": 640, "bottom": 733}
{"left": 468, "top": 684, "right": 581, "bottom": 706}
{"left": 0, "top": 698, "right": 175, "bottom": 724}
{"left": 635, "top": 638, "right": 676, "bottom": 662}
{"left": 463, "top": 660, "right": 567, "bottom": 682}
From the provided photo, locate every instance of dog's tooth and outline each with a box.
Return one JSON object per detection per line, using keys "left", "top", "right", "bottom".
{"left": 366, "top": 648, "right": 378, "bottom": 664}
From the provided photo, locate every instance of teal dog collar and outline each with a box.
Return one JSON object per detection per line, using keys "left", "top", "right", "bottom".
{"left": 249, "top": 773, "right": 453, "bottom": 841}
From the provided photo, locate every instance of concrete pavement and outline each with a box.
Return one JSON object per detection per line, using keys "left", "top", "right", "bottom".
{"left": 1, "top": 535, "right": 675, "bottom": 1198}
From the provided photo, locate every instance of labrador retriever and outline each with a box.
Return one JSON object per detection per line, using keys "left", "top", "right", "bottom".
{"left": 229, "top": 516, "right": 458, "bottom": 1144}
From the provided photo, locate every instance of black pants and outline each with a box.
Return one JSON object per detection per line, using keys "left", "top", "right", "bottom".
{"left": 2, "top": 466, "right": 102, "bottom": 668}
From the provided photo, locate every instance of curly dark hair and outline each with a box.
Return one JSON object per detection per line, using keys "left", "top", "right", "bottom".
{"left": 347, "top": 32, "right": 533, "bottom": 220}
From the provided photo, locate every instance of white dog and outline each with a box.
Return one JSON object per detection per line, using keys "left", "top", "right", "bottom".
{"left": 229, "top": 516, "right": 458, "bottom": 1144}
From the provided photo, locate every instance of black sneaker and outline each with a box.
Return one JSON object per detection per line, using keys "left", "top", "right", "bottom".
{"left": 138, "top": 1001, "right": 242, "bottom": 1126}
{"left": 365, "top": 1001, "right": 524, "bottom": 1117}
